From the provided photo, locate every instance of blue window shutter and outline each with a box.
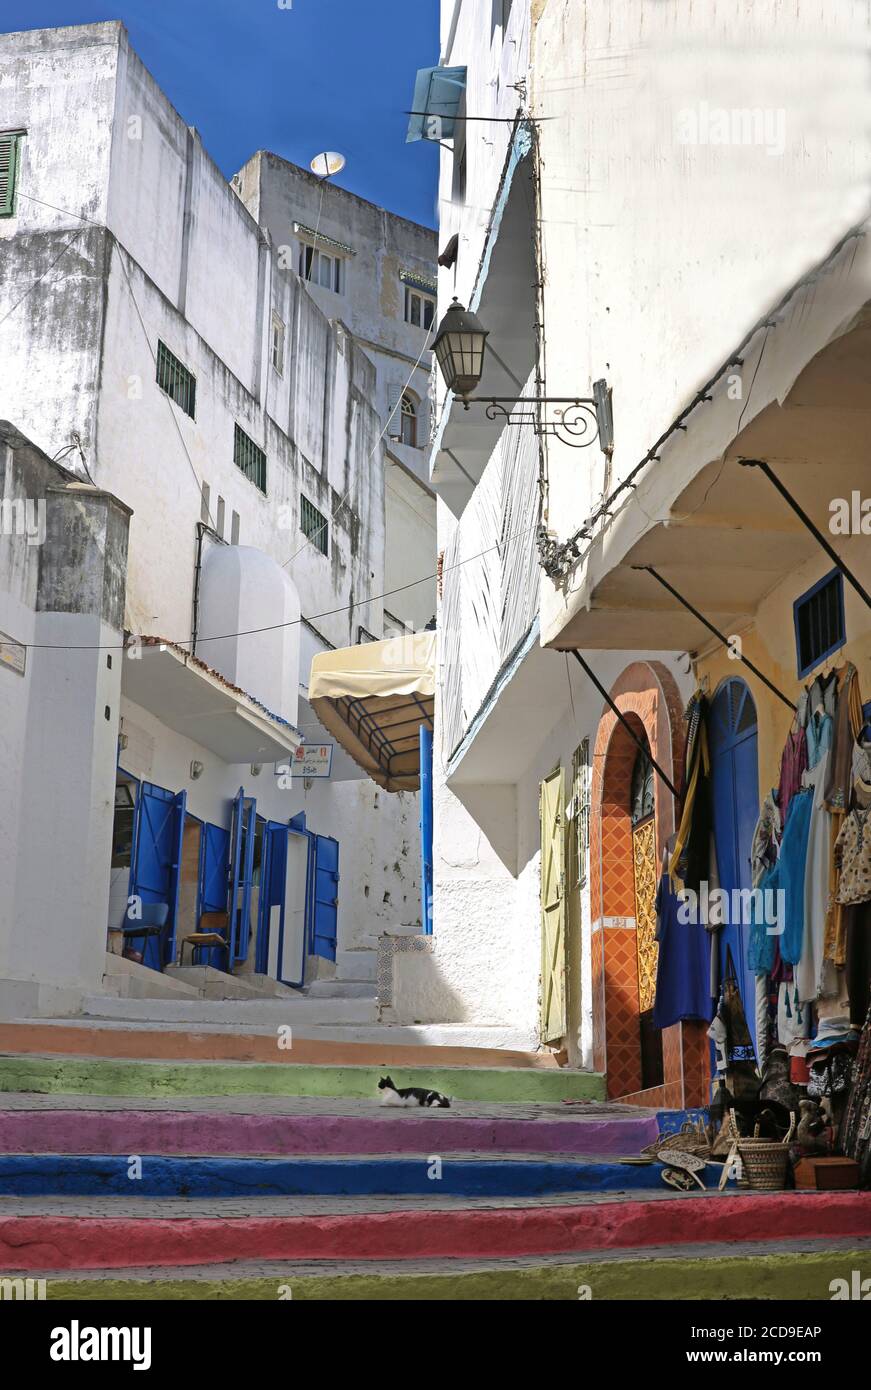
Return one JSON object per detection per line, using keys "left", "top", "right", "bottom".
{"left": 406, "top": 67, "right": 467, "bottom": 143}
{"left": 387, "top": 384, "right": 404, "bottom": 439}
{"left": 0, "top": 132, "right": 22, "bottom": 217}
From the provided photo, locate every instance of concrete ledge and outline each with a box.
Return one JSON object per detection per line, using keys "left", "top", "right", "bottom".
{"left": 0, "top": 1054, "right": 607, "bottom": 1103}
{"left": 32, "top": 1246, "right": 871, "bottom": 1300}
{"left": 0, "top": 1154, "right": 691, "bottom": 1198}
{"left": 0, "top": 1107, "right": 655, "bottom": 1157}
{"left": 2, "top": 1191, "right": 869, "bottom": 1269}
{"left": 0, "top": 1021, "right": 568, "bottom": 1070}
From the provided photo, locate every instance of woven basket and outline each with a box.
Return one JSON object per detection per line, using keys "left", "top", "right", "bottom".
{"left": 641, "top": 1119, "right": 711, "bottom": 1160}
{"left": 737, "top": 1115, "right": 795, "bottom": 1192}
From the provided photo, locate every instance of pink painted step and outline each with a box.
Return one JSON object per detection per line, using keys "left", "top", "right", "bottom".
{"left": 0, "top": 1107, "right": 659, "bottom": 1158}
{"left": 2, "top": 1191, "right": 869, "bottom": 1270}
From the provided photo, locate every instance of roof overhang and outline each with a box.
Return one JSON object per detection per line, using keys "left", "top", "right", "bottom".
{"left": 541, "top": 225, "right": 871, "bottom": 654}
{"left": 430, "top": 122, "right": 537, "bottom": 518}
{"left": 309, "top": 632, "right": 435, "bottom": 792}
{"left": 122, "top": 642, "right": 301, "bottom": 763}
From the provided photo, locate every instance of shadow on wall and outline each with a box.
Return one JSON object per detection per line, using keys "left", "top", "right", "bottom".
{"left": 381, "top": 936, "right": 469, "bottom": 1025}
{"left": 447, "top": 783, "right": 522, "bottom": 875}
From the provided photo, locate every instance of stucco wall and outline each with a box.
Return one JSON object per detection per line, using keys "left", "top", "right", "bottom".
{"left": 534, "top": 0, "right": 871, "bottom": 635}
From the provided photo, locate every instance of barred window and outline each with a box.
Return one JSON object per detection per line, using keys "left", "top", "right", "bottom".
{"left": 0, "top": 130, "right": 24, "bottom": 218}
{"left": 233, "top": 424, "right": 267, "bottom": 494}
{"left": 794, "top": 569, "right": 845, "bottom": 678}
{"left": 300, "top": 495, "right": 329, "bottom": 556}
{"left": 156, "top": 340, "right": 196, "bottom": 419}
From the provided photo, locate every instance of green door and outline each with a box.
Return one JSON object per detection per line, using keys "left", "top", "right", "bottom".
{"left": 540, "top": 767, "right": 567, "bottom": 1045}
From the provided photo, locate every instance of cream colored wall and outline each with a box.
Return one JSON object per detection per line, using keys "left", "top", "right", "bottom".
{"left": 694, "top": 534, "right": 871, "bottom": 799}
{"left": 533, "top": 0, "right": 871, "bottom": 637}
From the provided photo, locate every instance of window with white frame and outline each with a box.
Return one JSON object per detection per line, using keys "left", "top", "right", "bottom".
{"left": 400, "top": 392, "right": 418, "bottom": 447}
{"left": 404, "top": 287, "right": 435, "bottom": 330}
{"left": 299, "top": 244, "right": 344, "bottom": 293}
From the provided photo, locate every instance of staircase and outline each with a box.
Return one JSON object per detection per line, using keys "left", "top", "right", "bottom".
{"left": 1, "top": 1020, "right": 869, "bottom": 1299}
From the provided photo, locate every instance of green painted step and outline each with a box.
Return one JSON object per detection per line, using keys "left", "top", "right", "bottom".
{"left": 0, "top": 1054, "right": 605, "bottom": 1104}
{"left": 29, "top": 1246, "right": 871, "bottom": 1300}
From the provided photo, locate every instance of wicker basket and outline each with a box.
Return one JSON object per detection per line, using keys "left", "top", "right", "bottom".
{"left": 737, "top": 1115, "right": 795, "bottom": 1191}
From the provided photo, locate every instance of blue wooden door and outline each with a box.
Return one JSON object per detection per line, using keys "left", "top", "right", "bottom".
{"left": 310, "top": 835, "right": 339, "bottom": 961}
{"left": 420, "top": 724, "right": 434, "bottom": 935}
{"left": 228, "top": 788, "right": 256, "bottom": 964}
{"left": 256, "top": 822, "right": 285, "bottom": 974}
{"left": 199, "top": 822, "right": 231, "bottom": 968}
{"left": 709, "top": 679, "right": 760, "bottom": 1049}
{"left": 130, "top": 783, "right": 185, "bottom": 970}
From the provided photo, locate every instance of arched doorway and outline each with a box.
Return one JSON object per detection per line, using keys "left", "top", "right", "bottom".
{"left": 630, "top": 737, "right": 664, "bottom": 1090}
{"left": 590, "top": 660, "right": 709, "bottom": 1105}
{"left": 709, "top": 678, "right": 760, "bottom": 1050}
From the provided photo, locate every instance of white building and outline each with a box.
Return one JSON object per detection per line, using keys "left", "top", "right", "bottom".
{"left": 232, "top": 154, "right": 438, "bottom": 634}
{"left": 390, "top": 0, "right": 871, "bottom": 1101}
{"left": 0, "top": 21, "right": 434, "bottom": 1017}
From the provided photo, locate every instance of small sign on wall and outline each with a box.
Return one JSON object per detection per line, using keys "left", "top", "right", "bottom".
{"left": 0, "top": 629, "right": 26, "bottom": 676}
{"left": 294, "top": 743, "right": 333, "bottom": 779}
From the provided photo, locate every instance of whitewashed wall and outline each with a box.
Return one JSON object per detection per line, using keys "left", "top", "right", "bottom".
{"left": 535, "top": 0, "right": 871, "bottom": 640}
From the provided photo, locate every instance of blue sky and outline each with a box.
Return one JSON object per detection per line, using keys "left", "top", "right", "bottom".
{"left": 2, "top": 0, "right": 440, "bottom": 226}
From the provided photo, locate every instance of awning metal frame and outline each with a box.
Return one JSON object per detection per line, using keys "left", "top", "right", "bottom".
{"left": 740, "top": 458, "right": 871, "bottom": 613}
{"left": 634, "top": 564, "right": 797, "bottom": 713}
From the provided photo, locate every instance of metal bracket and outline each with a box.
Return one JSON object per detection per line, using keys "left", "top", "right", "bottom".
{"left": 466, "top": 396, "right": 601, "bottom": 449}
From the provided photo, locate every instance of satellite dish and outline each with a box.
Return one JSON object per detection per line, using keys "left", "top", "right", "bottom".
{"left": 310, "top": 150, "right": 346, "bottom": 180}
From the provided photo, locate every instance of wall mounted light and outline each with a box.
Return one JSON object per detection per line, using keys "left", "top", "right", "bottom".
{"left": 250, "top": 763, "right": 263, "bottom": 777}
{"left": 190, "top": 760, "right": 204, "bottom": 780}
{"left": 433, "top": 299, "right": 611, "bottom": 452}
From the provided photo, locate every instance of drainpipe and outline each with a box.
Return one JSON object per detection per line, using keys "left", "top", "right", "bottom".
{"left": 191, "top": 521, "right": 226, "bottom": 657}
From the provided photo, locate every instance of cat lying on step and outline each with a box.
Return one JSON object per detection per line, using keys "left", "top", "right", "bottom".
{"left": 377, "top": 1075, "right": 451, "bottom": 1108}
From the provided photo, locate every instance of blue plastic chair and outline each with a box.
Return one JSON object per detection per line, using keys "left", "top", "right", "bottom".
{"left": 120, "top": 902, "right": 170, "bottom": 970}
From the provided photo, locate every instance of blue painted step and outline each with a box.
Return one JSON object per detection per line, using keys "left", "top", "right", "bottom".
{"left": 0, "top": 1154, "right": 728, "bottom": 1199}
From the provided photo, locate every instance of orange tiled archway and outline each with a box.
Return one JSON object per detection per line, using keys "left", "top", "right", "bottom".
{"left": 589, "top": 662, "right": 709, "bottom": 1107}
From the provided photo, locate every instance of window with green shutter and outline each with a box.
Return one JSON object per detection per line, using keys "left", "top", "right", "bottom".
{"left": 233, "top": 424, "right": 267, "bottom": 494}
{"left": 300, "top": 495, "right": 329, "bottom": 555}
{"left": 0, "top": 131, "right": 24, "bottom": 219}
{"left": 156, "top": 340, "right": 196, "bottom": 418}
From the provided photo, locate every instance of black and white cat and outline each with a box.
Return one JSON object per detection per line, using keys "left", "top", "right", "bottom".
{"left": 377, "top": 1075, "right": 451, "bottom": 1108}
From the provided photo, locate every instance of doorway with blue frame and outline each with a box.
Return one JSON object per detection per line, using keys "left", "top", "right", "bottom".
{"left": 709, "top": 677, "right": 761, "bottom": 1053}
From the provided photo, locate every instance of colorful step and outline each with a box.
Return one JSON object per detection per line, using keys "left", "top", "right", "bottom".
{"left": 0, "top": 1054, "right": 606, "bottom": 1103}
{"left": 0, "top": 1104, "right": 659, "bottom": 1157}
{"left": 3, "top": 1191, "right": 869, "bottom": 1270}
{"left": 0, "top": 1153, "right": 713, "bottom": 1198}
{"left": 0, "top": 1022, "right": 561, "bottom": 1071}
{"left": 26, "top": 1242, "right": 871, "bottom": 1300}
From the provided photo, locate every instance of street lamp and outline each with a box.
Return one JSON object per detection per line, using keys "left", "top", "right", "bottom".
{"left": 432, "top": 298, "right": 611, "bottom": 452}
{"left": 432, "top": 298, "right": 489, "bottom": 401}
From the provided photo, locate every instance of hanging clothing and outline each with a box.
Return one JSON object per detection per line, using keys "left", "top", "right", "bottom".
{"left": 652, "top": 864, "right": 712, "bottom": 1030}
{"left": 797, "top": 712, "right": 837, "bottom": 1004}
{"left": 766, "top": 787, "right": 814, "bottom": 968}
{"left": 750, "top": 789, "right": 781, "bottom": 885}
{"left": 777, "top": 980, "right": 810, "bottom": 1048}
{"left": 669, "top": 691, "right": 712, "bottom": 894}
{"left": 846, "top": 901, "right": 871, "bottom": 1029}
{"left": 834, "top": 806, "right": 871, "bottom": 906}
{"left": 824, "top": 663, "right": 862, "bottom": 812}
{"left": 777, "top": 732, "right": 807, "bottom": 826}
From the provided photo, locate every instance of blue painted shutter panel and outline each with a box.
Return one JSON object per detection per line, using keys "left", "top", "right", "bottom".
{"left": 311, "top": 835, "right": 339, "bottom": 961}
{"left": 0, "top": 133, "right": 21, "bottom": 217}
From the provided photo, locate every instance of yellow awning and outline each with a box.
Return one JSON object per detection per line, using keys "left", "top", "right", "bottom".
{"left": 308, "top": 632, "right": 436, "bottom": 792}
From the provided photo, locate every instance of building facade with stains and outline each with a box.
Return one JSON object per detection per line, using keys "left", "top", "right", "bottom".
{"left": 0, "top": 21, "right": 431, "bottom": 1016}
{"left": 397, "top": 0, "right": 871, "bottom": 1103}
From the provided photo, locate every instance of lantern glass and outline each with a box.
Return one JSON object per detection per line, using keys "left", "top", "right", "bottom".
{"left": 433, "top": 299, "right": 488, "bottom": 397}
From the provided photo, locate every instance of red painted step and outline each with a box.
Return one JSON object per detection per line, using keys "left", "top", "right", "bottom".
{"left": 2, "top": 1191, "right": 869, "bottom": 1271}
